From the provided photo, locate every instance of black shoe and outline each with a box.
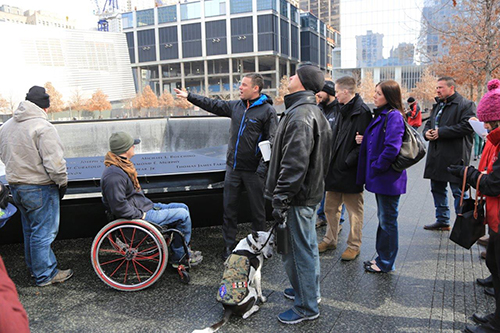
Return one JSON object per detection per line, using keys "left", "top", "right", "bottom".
{"left": 477, "top": 275, "right": 494, "bottom": 288}
{"left": 484, "top": 287, "right": 495, "bottom": 297}
{"left": 472, "top": 313, "right": 495, "bottom": 324}
{"left": 221, "top": 246, "right": 232, "bottom": 261}
{"left": 423, "top": 222, "right": 451, "bottom": 231}
{"left": 465, "top": 322, "right": 500, "bottom": 333}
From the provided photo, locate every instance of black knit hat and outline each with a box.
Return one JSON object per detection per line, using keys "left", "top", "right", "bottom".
{"left": 297, "top": 65, "right": 325, "bottom": 94}
{"left": 407, "top": 97, "right": 415, "bottom": 103}
{"left": 321, "top": 80, "right": 335, "bottom": 96}
{"left": 26, "top": 86, "right": 50, "bottom": 109}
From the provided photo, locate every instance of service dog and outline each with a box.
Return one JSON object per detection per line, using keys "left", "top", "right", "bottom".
{"left": 192, "top": 230, "right": 275, "bottom": 333}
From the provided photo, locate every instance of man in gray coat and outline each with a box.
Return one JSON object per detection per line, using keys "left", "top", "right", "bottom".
{"left": 423, "top": 77, "right": 475, "bottom": 230}
{"left": 0, "top": 86, "right": 72, "bottom": 287}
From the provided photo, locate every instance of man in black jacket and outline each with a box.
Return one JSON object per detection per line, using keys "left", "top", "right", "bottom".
{"left": 315, "top": 80, "right": 341, "bottom": 228}
{"left": 423, "top": 76, "right": 475, "bottom": 230}
{"left": 101, "top": 132, "right": 202, "bottom": 267}
{"left": 265, "top": 65, "right": 332, "bottom": 324}
{"left": 318, "top": 76, "right": 372, "bottom": 260}
{"left": 175, "top": 74, "right": 278, "bottom": 260}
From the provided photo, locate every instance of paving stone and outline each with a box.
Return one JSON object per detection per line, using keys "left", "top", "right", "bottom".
{"left": 0, "top": 158, "right": 495, "bottom": 332}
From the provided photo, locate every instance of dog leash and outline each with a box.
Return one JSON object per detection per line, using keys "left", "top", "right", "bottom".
{"left": 246, "top": 221, "right": 279, "bottom": 253}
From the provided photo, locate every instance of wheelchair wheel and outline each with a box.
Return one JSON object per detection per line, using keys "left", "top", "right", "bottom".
{"left": 177, "top": 265, "right": 190, "bottom": 284}
{"left": 91, "top": 219, "right": 168, "bottom": 291}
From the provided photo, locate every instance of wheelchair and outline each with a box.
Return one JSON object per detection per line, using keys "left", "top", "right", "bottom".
{"left": 91, "top": 218, "right": 192, "bottom": 291}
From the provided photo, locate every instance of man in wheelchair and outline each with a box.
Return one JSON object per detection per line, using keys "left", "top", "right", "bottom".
{"left": 100, "top": 131, "right": 202, "bottom": 268}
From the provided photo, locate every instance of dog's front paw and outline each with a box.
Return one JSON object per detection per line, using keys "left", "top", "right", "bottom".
{"left": 260, "top": 295, "right": 267, "bottom": 303}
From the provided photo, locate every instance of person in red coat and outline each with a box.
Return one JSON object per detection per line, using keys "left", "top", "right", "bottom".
{"left": 448, "top": 79, "right": 500, "bottom": 333}
{"left": 406, "top": 97, "right": 422, "bottom": 130}
{"left": 0, "top": 256, "right": 30, "bottom": 332}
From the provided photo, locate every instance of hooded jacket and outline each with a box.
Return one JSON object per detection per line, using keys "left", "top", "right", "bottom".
{"left": 265, "top": 90, "right": 332, "bottom": 208}
{"left": 187, "top": 93, "right": 278, "bottom": 175}
{"left": 0, "top": 100, "right": 67, "bottom": 186}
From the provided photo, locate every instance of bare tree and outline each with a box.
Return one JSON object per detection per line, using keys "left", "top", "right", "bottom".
{"left": 44, "top": 82, "right": 64, "bottom": 119}
{"left": 87, "top": 89, "right": 112, "bottom": 118}
{"left": 141, "top": 86, "right": 159, "bottom": 117}
{"left": 131, "top": 93, "right": 143, "bottom": 117}
{"left": 358, "top": 71, "right": 375, "bottom": 104}
{"left": 158, "top": 91, "right": 175, "bottom": 115}
{"left": 0, "top": 95, "right": 8, "bottom": 113}
{"left": 275, "top": 76, "right": 290, "bottom": 105}
{"left": 421, "top": 0, "right": 500, "bottom": 100}
{"left": 411, "top": 68, "right": 438, "bottom": 109}
{"left": 69, "top": 89, "right": 87, "bottom": 119}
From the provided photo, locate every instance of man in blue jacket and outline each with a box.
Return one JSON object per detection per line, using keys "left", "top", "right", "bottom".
{"left": 101, "top": 132, "right": 202, "bottom": 267}
{"left": 175, "top": 74, "right": 278, "bottom": 260}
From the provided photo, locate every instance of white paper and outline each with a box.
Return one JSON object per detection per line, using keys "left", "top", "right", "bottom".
{"left": 469, "top": 119, "right": 488, "bottom": 138}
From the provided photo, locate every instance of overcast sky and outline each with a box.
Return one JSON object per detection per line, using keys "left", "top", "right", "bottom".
{"left": 1, "top": 0, "right": 97, "bottom": 29}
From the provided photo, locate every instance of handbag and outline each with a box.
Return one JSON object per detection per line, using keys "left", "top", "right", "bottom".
{"left": 383, "top": 110, "right": 426, "bottom": 172}
{"left": 449, "top": 168, "right": 485, "bottom": 249}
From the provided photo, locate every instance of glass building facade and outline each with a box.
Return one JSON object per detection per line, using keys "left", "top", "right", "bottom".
{"left": 336, "top": 0, "right": 426, "bottom": 90}
{"left": 122, "top": 0, "right": 333, "bottom": 98}
{"left": 299, "top": 0, "right": 340, "bottom": 30}
{"left": 340, "top": 0, "right": 423, "bottom": 69}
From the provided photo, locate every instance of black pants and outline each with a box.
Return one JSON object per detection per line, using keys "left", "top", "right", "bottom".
{"left": 486, "top": 230, "right": 500, "bottom": 326}
{"left": 222, "top": 166, "right": 266, "bottom": 248}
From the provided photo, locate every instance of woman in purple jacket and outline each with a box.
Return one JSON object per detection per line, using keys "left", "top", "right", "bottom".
{"left": 356, "top": 80, "right": 407, "bottom": 273}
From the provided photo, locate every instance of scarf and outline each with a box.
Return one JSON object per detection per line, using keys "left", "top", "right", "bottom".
{"left": 104, "top": 151, "right": 141, "bottom": 191}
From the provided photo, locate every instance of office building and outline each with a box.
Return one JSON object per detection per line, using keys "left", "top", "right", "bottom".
{"left": 0, "top": 22, "right": 135, "bottom": 106}
{"left": 0, "top": 5, "right": 77, "bottom": 29}
{"left": 355, "top": 30, "right": 383, "bottom": 68}
{"left": 122, "top": 0, "right": 334, "bottom": 98}
{"left": 335, "top": 0, "right": 424, "bottom": 90}
{"left": 299, "top": 0, "right": 339, "bottom": 30}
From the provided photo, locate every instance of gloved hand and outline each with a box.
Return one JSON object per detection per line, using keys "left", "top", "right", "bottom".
{"left": 447, "top": 165, "right": 466, "bottom": 178}
{"left": 272, "top": 207, "right": 288, "bottom": 224}
{"left": 58, "top": 184, "right": 67, "bottom": 200}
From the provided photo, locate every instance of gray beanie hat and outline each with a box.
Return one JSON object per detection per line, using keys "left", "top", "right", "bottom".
{"left": 109, "top": 132, "right": 141, "bottom": 155}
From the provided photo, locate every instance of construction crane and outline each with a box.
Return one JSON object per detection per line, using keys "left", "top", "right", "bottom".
{"left": 91, "top": 0, "right": 120, "bottom": 31}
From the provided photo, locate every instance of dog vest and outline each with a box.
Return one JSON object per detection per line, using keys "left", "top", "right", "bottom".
{"left": 217, "top": 254, "right": 250, "bottom": 305}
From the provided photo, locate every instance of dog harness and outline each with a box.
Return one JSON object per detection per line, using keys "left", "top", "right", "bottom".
{"left": 217, "top": 254, "right": 251, "bottom": 305}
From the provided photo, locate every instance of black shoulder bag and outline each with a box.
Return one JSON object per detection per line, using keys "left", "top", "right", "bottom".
{"left": 449, "top": 168, "right": 485, "bottom": 249}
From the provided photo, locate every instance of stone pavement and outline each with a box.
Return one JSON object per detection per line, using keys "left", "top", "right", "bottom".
{"left": 0, "top": 157, "right": 494, "bottom": 333}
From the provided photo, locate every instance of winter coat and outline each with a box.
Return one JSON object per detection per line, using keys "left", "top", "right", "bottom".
{"left": 101, "top": 164, "right": 154, "bottom": 219}
{"left": 467, "top": 127, "right": 500, "bottom": 232}
{"left": 318, "top": 99, "right": 340, "bottom": 129}
{"left": 423, "top": 92, "right": 475, "bottom": 183}
{"left": 187, "top": 93, "right": 278, "bottom": 175}
{"left": 407, "top": 102, "right": 422, "bottom": 128}
{"left": 265, "top": 90, "right": 332, "bottom": 208}
{"left": 357, "top": 106, "right": 407, "bottom": 196}
{"left": 325, "top": 94, "right": 372, "bottom": 193}
{"left": 0, "top": 100, "right": 67, "bottom": 186}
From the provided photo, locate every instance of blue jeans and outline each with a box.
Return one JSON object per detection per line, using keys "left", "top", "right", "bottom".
{"left": 144, "top": 202, "right": 192, "bottom": 263}
{"left": 317, "top": 195, "right": 345, "bottom": 223}
{"left": 375, "top": 194, "right": 400, "bottom": 272}
{"left": 430, "top": 180, "right": 467, "bottom": 225}
{"left": 10, "top": 184, "right": 60, "bottom": 285}
{"left": 283, "top": 205, "right": 320, "bottom": 317}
